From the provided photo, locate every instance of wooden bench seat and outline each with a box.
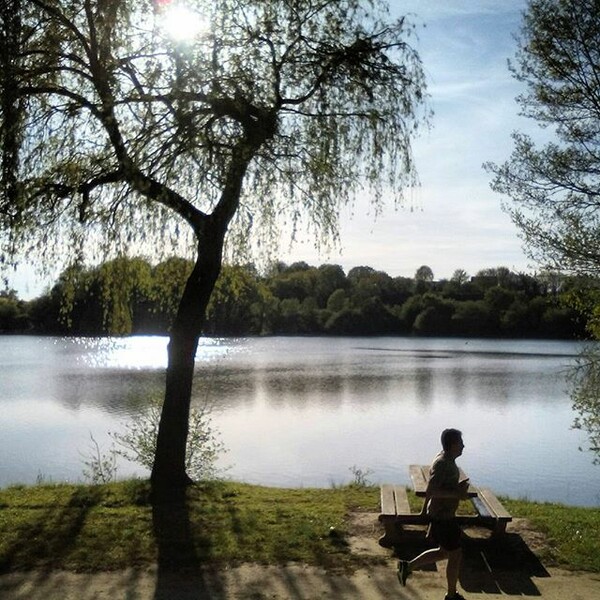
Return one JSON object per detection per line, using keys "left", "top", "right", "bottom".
{"left": 409, "top": 464, "right": 429, "bottom": 494}
{"left": 470, "top": 487, "right": 512, "bottom": 536}
{"left": 378, "top": 484, "right": 427, "bottom": 547}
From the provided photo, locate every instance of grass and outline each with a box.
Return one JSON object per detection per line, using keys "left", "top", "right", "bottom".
{"left": 502, "top": 497, "right": 600, "bottom": 572}
{"left": 0, "top": 480, "right": 378, "bottom": 572}
{"left": 0, "top": 480, "right": 598, "bottom": 573}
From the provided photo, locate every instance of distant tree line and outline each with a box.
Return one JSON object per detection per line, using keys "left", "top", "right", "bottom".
{"left": 1, "top": 258, "right": 596, "bottom": 339}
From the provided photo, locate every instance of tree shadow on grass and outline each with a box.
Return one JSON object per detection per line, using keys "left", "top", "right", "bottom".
{"left": 0, "top": 487, "right": 104, "bottom": 574}
{"left": 392, "top": 526, "right": 549, "bottom": 596}
{"left": 151, "top": 487, "right": 226, "bottom": 600}
{"left": 149, "top": 485, "right": 402, "bottom": 600}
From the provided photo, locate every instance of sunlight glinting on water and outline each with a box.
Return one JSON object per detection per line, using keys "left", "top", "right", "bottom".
{"left": 65, "top": 336, "right": 237, "bottom": 370}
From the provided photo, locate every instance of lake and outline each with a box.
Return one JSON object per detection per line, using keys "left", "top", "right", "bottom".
{"left": 1, "top": 335, "right": 598, "bottom": 507}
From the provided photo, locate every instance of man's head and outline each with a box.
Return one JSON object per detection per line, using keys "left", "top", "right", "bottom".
{"left": 441, "top": 428, "right": 464, "bottom": 458}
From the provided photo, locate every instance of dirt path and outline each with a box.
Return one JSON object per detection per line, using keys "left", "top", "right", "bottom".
{"left": 1, "top": 515, "right": 599, "bottom": 599}
{"left": 1, "top": 563, "right": 599, "bottom": 599}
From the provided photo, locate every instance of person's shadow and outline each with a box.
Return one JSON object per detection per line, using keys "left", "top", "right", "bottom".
{"left": 393, "top": 526, "right": 550, "bottom": 596}
{"left": 151, "top": 486, "right": 226, "bottom": 600}
{"left": 459, "top": 530, "right": 550, "bottom": 596}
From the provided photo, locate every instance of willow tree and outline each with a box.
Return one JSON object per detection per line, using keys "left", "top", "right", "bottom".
{"left": 1, "top": 0, "right": 428, "bottom": 491}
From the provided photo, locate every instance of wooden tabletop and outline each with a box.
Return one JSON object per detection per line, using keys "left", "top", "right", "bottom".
{"left": 409, "top": 464, "right": 478, "bottom": 497}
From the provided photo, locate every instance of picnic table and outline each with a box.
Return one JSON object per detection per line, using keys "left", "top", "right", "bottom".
{"left": 378, "top": 464, "right": 512, "bottom": 548}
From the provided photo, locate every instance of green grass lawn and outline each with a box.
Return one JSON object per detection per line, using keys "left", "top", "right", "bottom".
{"left": 0, "top": 480, "right": 598, "bottom": 573}
{"left": 0, "top": 480, "right": 378, "bottom": 572}
{"left": 502, "top": 497, "right": 600, "bottom": 572}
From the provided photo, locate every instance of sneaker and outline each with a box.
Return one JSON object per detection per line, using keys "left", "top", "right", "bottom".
{"left": 444, "top": 593, "right": 466, "bottom": 600}
{"left": 397, "top": 560, "right": 410, "bottom": 586}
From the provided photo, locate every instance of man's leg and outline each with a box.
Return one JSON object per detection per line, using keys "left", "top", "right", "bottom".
{"left": 397, "top": 546, "right": 448, "bottom": 586}
{"left": 445, "top": 547, "right": 462, "bottom": 595}
{"left": 409, "top": 546, "right": 448, "bottom": 571}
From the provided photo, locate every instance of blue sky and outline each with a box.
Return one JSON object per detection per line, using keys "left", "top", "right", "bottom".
{"left": 280, "top": 0, "right": 535, "bottom": 280}
{"left": 8, "top": 0, "right": 536, "bottom": 298}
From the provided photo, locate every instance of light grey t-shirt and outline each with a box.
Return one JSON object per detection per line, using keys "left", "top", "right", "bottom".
{"left": 426, "top": 451, "right": 460, "bottom": 520}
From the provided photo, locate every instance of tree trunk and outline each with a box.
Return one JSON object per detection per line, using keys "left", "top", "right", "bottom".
{"left": 150, "top": 224, "right": 226, "bottom": 494}
{"left": 149, "top": 127, "right": 272, "bottom": 495}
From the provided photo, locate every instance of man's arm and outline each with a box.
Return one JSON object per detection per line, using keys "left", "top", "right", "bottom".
{"left": 419, "top": 475, "right": 470, "bottom": 514}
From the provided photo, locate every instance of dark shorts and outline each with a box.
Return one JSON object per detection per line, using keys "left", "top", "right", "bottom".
{"left": 428, "top": 519, "right": 462, "bottom": 551}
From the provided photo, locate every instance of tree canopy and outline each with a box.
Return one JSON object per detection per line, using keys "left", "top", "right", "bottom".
{"left": 1, "top": 0, "right": 428, "bottom": 271}
{"left": 5, "top": 256, "right": 588, "bottom": 341}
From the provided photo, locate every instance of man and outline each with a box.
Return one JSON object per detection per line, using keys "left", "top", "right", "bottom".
{"left": 397, "top": 428, "right": 470, "bottom": 600}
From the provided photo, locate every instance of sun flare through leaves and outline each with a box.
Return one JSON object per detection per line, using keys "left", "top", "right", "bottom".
{"left": 155, "top": 1, "right": 209, "bottom": 41}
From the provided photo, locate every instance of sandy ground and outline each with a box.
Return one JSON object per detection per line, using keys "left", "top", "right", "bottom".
{"left": 1, "top": 516, "right": 599, "bottom": 599}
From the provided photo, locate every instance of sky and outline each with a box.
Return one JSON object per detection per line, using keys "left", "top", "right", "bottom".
{"left": 278, "top": 0, "right": 535, "bottom": 280}
{"left": 7, "top": 0, "right": 538, "bottom": 299}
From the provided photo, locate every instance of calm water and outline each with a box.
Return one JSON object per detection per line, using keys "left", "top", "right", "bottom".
{"left": 1, "top": 335, "right": 598, "bottom": 507}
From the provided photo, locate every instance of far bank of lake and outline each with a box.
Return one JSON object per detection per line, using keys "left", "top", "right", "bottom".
{"left": 1, "top": 335, "right": 598, "bottom": 506}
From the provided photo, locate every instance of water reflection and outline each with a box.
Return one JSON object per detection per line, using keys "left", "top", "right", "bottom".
{"left": 2, "top": 335, "right": 579, "bottom": 417}
{"left": 206, "top": 367, "right": 397, "bottom": 410}
{"left": 56, "top": 370, "right": 165, "bottom": 414}
{"left": 191, "top": 360, "right": 569, "bottom": 412}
